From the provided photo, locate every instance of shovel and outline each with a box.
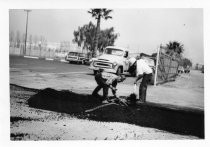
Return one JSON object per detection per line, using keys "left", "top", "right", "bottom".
{"left": 127, "top": 84, "right": 138, "bottom": 104}
{"left": 110, "top": 86, "right": 128, "bottom": 107}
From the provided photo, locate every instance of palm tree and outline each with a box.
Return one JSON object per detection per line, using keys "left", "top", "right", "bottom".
{"left": 88, "top": 9, "right": 113, "bottom": 57}
{"left": 166, "top": 41, "right": 184, "bottom": 58}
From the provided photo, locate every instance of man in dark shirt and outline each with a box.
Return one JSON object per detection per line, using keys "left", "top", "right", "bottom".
{"left": 92, "top": 69, "right": 126, "bottom": 101}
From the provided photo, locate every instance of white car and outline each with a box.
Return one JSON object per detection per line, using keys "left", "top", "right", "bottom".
{"left": 89, "top": 46, "right": 130, "bottom": 75}
{"left": 65, "top": 52, "right": 86, "bottom": 64}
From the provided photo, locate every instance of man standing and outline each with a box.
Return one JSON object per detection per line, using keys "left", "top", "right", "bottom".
{"left": 134, "top": 54, "right": 153, "bottom": 103}
{"left": 92, "top": 69, "right": 126, "bottom": 102}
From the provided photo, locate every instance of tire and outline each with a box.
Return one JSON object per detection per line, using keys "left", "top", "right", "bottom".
{"left": 93, "top": 70, "right": 98, "bottom": 75}
{"left": 69, "top": 61, "right": 71, "bottom": 64}
{"left": 116, "top": 67, "right": 122, "bottom": 75}
{"left": 81, "top": 60, "right": 84, "bottom": 65}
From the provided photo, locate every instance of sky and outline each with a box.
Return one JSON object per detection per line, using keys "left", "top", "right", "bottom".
{"left": 9, "top": 9, "right": 203, "bottom": 64}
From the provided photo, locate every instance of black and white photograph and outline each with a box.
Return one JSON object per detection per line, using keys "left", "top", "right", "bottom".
{"left": 1, "top": 0, "right": 209, "bottom": 144}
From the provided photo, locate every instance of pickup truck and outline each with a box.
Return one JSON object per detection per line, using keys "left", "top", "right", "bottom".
{"left": 89, "top": 46, "right": 130, "bottom": 75}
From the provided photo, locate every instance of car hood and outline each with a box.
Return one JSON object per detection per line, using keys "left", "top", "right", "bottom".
{"left": 97, "top": 54, "right": 122, "bottom": 63}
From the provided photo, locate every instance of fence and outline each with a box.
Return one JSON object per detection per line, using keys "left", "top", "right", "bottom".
{"left": 154, "top": 46, "right": 179, "bottom": 85}
{"left": 9, "top": 42, "right": 69, "bottom": 60}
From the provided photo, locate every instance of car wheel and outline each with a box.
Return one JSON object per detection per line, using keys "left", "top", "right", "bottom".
{"left": 93, "top": 70, "right": 98, "bottom": 75}
{"left": 69, "top": 61, "right": 71, "bottom": 64}
{"left": 116, "top": 67, "right": 122, "bottom": 75}
{"left": 132, "top": 70, "right": 137, "bottom": 77}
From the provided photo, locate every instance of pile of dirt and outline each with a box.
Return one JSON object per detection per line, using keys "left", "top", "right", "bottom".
{"left": 85, "top": 101, "right": 204, "bottom": 138}
{"left": 28, "top": 88, "right": 102, "bottom": 114}
{"left": 85, "top": 103, "right": 133, "bottom": 122}
{"left": 27, "top": 87, "right": 204, "bottom": 138}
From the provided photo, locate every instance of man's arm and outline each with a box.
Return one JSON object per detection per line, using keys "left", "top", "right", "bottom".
{"left": 134, "top": 74, "right": 143, "bottom": 84}
{"left": 106, "top": 74, "right": 118, "bottom": 85}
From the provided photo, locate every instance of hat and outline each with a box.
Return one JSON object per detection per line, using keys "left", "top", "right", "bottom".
{"left": 98, "top": 69, "right": 104, "bottom": 72}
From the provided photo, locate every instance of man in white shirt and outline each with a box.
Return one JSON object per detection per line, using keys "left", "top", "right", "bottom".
{"left": 134, "top": 53, "right": 153, "bottom": 103}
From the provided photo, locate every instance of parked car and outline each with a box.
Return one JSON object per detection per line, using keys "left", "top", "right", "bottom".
{"left": 65, "top": 52, "right": 86, "bottom": 64}
{"left": 201, "top": 65, "right": 204, "bottom": 73}
{"left": 83, "top": 53, "right": 92, "bottom": 65}
{"left": 178, "top": 66, "right": 184, "bottom": 73}
{"left": 184, "top": 66, "right": 191, "bottom": 73}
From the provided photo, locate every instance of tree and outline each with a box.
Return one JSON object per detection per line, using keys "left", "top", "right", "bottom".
{"left": 29, "top": 34, "right": 33, "bottom": 48}
{"left": 166, "top": 41, "right": 184, "bottom": 59}
{"left": 88, "top": 9, "right": 113, "bottom": 57}
{"left": 9, "top": 31, "right": 15, "bottom": 47}
{"left": 22, "top": 33, "right": 26, "bottom": 43}
{"left": 98, "top": 27, "right": 118, "bottom": 52}
{"left": 73, "top": 22, "right": 96, "bottom": 52}
{"left": 33, "top": 35, "right": 38, "bottom": 47}
{"left": 179, "top": 58, "right": 192, "bottom": 68}
{"left": 60, "top": 41, "right": 70, "bottom": 52}
{"left": 15, "top": 31, "right": 21, "bottom": 48}
{"left": 73, "top": 22, "right": 118, "bottom": 54}
{"left": 38, "top": 35, "right": 47, "bottom": 51}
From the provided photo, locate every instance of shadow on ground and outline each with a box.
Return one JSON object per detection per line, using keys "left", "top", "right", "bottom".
{"left": 27, "top": 87, "right": 204, "bottom": 138}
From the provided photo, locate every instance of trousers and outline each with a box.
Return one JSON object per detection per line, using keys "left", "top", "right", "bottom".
{"left": 139, "top": 73, "right": 152, "bottom": 102}
{"left": 92, "top": 73, "right": 117, "bottom": 100}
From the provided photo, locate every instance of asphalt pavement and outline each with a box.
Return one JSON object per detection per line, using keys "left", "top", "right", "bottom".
{"left": 9, "top": 55, "right": 136, "bottom": 86}
{"left": 10, "top": 55, "right": 90, "bottom": 74}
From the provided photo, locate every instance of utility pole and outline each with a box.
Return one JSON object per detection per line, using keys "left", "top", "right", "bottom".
{"left": 154, "top": 45, "right": 160, "bottom": 86}
{"left": 24, "top": 10, "right": 31, "bottom": 55}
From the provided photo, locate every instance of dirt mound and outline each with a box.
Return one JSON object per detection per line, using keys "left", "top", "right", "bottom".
{"left": 85, "top": 102, "right": 204, "bottom": 138}
{"left": 85, "top": 103, "right": 134, "bottom": 122}
{"left": 27, "top": 87, "right": 204, "bottom": 138}
{"left": 28, "top": 88, "right": 101, "bottom": 114}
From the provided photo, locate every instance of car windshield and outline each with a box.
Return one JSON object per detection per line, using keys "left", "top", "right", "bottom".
{"left": 68, "top": 52, "right": 78, "bottom": 56}
{"left": 104, "top": 48, "right": 124, "bottom": 56}
{"left": 78, "top": 53, "right": 85, "bottom": 57}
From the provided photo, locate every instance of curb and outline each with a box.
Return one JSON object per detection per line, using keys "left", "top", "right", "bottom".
{"left": 45, "top": 58, "right": 54, "bottom": 61}
{"left": 60, "top": 59, "right": 69, "bottom": 63}
{"left": 23, "top": 56, "right": 39, "bottom": 59}
{"left": 23, "top": 56, "right": 68, "bottom": 63}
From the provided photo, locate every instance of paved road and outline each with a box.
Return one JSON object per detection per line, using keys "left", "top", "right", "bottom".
{"left": 10, "top": 55, "right": 90, "bottom": 74}
{"left": 10, "top": 55, "right": 135, "bottom": 85}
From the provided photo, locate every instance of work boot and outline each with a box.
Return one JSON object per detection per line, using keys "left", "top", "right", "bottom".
{"left": 136, "top": 99, "right": 145, "bottom": 104}
{"left": 92, "top": 93, "right": 100, "bottom": 98}
{"left": 106, "top": 97, "right": 112, "bottom": 103}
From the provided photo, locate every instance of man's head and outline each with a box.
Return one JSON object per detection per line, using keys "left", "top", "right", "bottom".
{"left": 117, "top": 74, "right": 126, "bottom": 82}
{"left": 139, "top": 53, "right": 144, "bottom": 59}
{"left": 98, "top": 68, "right": 104, "bottom": 73}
